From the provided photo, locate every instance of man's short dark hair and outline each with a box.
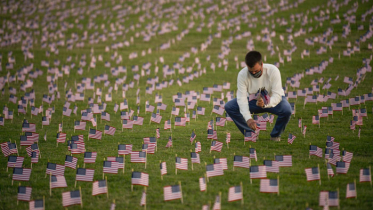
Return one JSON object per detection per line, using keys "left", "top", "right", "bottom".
{"left": 245, "top": 51, "right": 262, "bottom": 68}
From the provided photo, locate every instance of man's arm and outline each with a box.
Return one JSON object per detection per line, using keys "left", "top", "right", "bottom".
{"left": 236, "top": 72, "right": 252, "bottom": 121}
{"left": 265, "top": 68, "right": 283, "bottom": 108}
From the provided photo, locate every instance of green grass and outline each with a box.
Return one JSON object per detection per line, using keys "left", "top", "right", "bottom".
{"left": 1, "top": 0, "right": 373, "bottom": 209}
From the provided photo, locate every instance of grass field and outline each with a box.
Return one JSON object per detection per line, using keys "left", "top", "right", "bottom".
{"left": 1, "top": 0, "right": 373, "bottom": 209}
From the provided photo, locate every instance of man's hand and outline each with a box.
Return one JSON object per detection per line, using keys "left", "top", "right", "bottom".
{"left": 256, "top": 97, "right": 265, "bottom": 108}
{"left": 247, "top": 119, "right": 257, "bottom": 131}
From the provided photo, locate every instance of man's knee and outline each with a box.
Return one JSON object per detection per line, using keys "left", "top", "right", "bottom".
{"left": 282, "top": 105, "right": 292, "bottom": 117}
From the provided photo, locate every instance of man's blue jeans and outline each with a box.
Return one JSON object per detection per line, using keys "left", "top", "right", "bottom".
{"left": 225, "top": 96, "right": 292, "bottom": 137}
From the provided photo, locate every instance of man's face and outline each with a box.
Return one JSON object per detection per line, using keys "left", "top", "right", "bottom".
{"left": 248, "top": 62, "right": 263, "bottom": 78}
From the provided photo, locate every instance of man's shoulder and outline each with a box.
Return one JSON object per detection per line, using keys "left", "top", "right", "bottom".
{"left": 238, "top": 67, "right": 248, "bottom": 76}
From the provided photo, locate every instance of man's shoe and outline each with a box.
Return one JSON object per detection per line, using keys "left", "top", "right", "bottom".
{"left": 270, "top": 136, "right": 281, "bottom": 141}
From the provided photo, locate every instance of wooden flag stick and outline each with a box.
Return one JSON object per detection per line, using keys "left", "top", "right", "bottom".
{"left": 79, "top": 186, "right": 83, "bottom": 208}
{"left": 318, "top": 164, "right": 321, "bottom": 185}
{"left": 179, "top": 181, "right": 183, "bottom": 204}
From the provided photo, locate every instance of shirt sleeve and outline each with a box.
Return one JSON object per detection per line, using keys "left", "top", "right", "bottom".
{"left": 236, "top": 72, "right": 252, "bottom": 121}
{"left": 265, "top": 68, "right": 283, "bottom": 108}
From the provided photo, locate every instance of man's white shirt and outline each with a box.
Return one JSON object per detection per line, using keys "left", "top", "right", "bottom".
{"left": 236, "top": 64, "right": 284, "bottom": 121}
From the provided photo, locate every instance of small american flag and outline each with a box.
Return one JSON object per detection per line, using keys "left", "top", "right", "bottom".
{"left": 327, "top": 163, "right": 334, "bottom": 177}
{"left": 249, "top": 148, "right": 257, "bottom": 161}
{"left": 122, "top": 119, "right": 134, "bottom": 129}
{"left": 107, "top": 157, "right": 124, "bottom": 169}
{"left": 164, "top": 185, "right": 182, "bottom": 201}
{"left": 210, "top": 141, "right": 223, "bottom": 152}
{"left": 76, "top": 168, "right": 94, "bottom": 182}
{"left": 228, "top": 185, "right": 243, "bottom": 202}
{"left": 342, "top": 150, "right": 353, "bottom": 162}
{"left": 174, "top": 117, "right": 186, "bottom": 126}
{"left": 131, "top": 151, "right": 146, "bottom": 163}
{"left": 164, "top": 119, "right": 171, "bottom": 130}
{"left": 191, "top": 152, "right": 200, "bottom": 164}
{"left": 264, "top": 160, "right": 280, "bottom": 173}
{"left": 216, "top": 117, "right": 226, "bottom": 127}
{"left": 206, "top": 163, "right": 224, "bottom": 177}
{"left": 336, "top": 161, "right": 350, "bottom": 174}
{"left": 133, "top": 116, "right": 144, "bottom": 125}
{"left": 199, "top": 177, "right": 207, "bottom": 191}
{"left": 46, "top": 163, "right": 65, "bottom": 176}
{"left": 160, "top": 162, "right": 167, "bottom": 175}
{"left": 74, "top": 121, "right": 86, "bottom": 130}
{"left": 156, "top": 128, "right": 160, "bottom": 138}
{"left": 214, "top": 158, "right": 228, "bottom": 170}
{"left": 165, "top": 136, "right": 172, "bottom": 148}
{"left": 84, "top": 152, "right": 97, "bottom": 163}
{"left": 140, "top": 190, "right": 146, "bottom": 206}
{"left": 50, "top": 175, "right": 67, "bottom": 188}
{"left": 303, "top": 125, "right": 307, "bottom": 135}
{"left": 360, "top": 168, "right": 371, "bottom": 182}
{"left": 260, "top": 179, "right": 279, "bottom": 193}
{"left": 207, "top": 129, "right": 218, "bottom": 140}
{"left": 305, "top": 167, "right": 320, "bottom": 181}
{"left": 142, "top": 144, "right": 156, "bottom": 154}
{"left": 104, "top": 125, "right": 116, "bottom": 136}
{"left": 31, "top": 152, "right": 39, "bottom": 163}
{"left": 346, "top": 182, "right": 356, "bottom": 198}
{"left": 195, "top": 141, "right": 201, "bottom": 153}
{"left": 175, "top": 157, "right": 188, "bottom": 170}
{"left": 151, "top": 113, "right": 162, "bottom": 124}
{"left": 275, "top": 155, "right": 292, "bottom": 167}
{"left": 56, "top": 133, "right": 67, "bottom": 143}
{"left": 197, "top": 106, "right": 205, "bottom": 115}
{"left": 250, "top": 165, "right": 267, "bottom": 179}
{"left": 92, "top": 180, "right": 108, "bottom": 196}
{"left": 244, "top": 131, "right": 257, "bottom": 143}
{"left": 233, "top": 155, "right": 250, "bottom": 168}
{"left": 7, "top": 156, "right": 24, "bottom": 168}
{"left": 29, "top": 199, "right": 44, "bottom": 210}
{"left": 118, "top": 144, "right": 132, "bottom": 155}
{"left": 13, "top": 168, "right": 31, "bottom": 181}
{"left": 309, "top": 145, "right": 323, "bottom": 158}
{"left": 287, "top": 133, "right": 296, "bottom": 144}
{"left": 65, "top": 155, "right": 77, "bottom": 169}
{"left": 213, "top": 194, "right": 221, "bottom": 210}
{"left": 212, "top": 105, "right": 224, "bottom": 115}
{"left": 190, "top": 131, "right": 196, "bottom": 144}
{"left": 18, "top": 186, "right": 32, "bottom": 201}
{"left": 132, "top": 171, "right": 149, "bottom": 186}
{"left": 88, "top": 129, "right": 102, "bottom": 140}
{"left": 226, "top": 132, "right": 231, "bottom": 144}
{"left": 319, "top": 191, "right": 339, "bottom": 207}
{"left": 62, "top": 190, "right": 81, "bottom": 207}
{"left": 103, "top": 161, "right": 119, "bottom": 174}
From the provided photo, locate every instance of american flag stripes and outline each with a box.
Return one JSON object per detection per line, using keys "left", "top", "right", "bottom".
{"left": 56, "top": 132, "right": 67, "bottom": 143}
{"left": 210, "top": 141, "right": 223, "bottom": 152}
{"left": 175, "top": 157, "right": 188, "bottom": 170}
{"left": 264, "top": 160, "right": 279, "bottom": 173}
{"left": 199, "top": 177, "right": 206, "bottom": 191}
{"left": 151, "top": 113, "right": 162, "bottom": 124}
{"left": 142, "top": 143, "right": 156, "bottom": 154}
{"left": 212, "top": 105, "right": 224, "bottom": 115}
{"left": 275, "top": 155, "right": 292, "bottom": 167}
{"left": 103, "top": 161, "right": 119, "bottom": 174}
{"left": 228, "top": 185, "right": 243, "bottom": 202}
{"left": 327, "top": 163, "right": 334, "bottom": 177}
{"left": 195, "top": 141, "right": 201, "bottom": 153}
{"left": 7, "top": 156, "right": 24, "bottom": 168}
{"left": 64, "top": 155, "right": 77, "bottom": 169}
{"left": 226, "top": 132, "right": 231, "bottom": 144}
{"left": 215, "top": 117, "right": 226, "bottom": 127}
{"left": 50, "top": 175, "right": 67, "bottom": 189}
{"left": 62, "top": 190, "right": 82, "bottom": 207}
{"left": 360, "top": 168, "right": 371, "bottom": 182}
{"left": 191, "top": 152, "right": 200, "bottom": 164}
{"left": 213, "top": 194, "right": 221, "bottom": 210}
{"left": 46, "top": 163, "right": 65, "bottom": 176}
{"left": 249, "top": 148, "right": 257, "bottom": 161}
{"left": 342, "top": 150, "right": 353, "bottom": 163}
{"left": 190, "top": 131, "right": 196, "bottom": 143}
{"left": 233, "top": 155, "right": 250, "bottom": 169}
{"left": 207, "top": 129, "right": 218, "bottom": 140}
{"left": 319, "top": 191, "right": 339, "bottom": 207}
{"left": 140, "top": 191, "right": 146, "bottom": 206}
{"left": 165, "top": 136, "right": 173, "bottom": 148}
{"left": 17, "top": 186, "right": 32, "bottom": 201}
{"left": 305, "top": 167, "right": 320, "bottom": 181}
{"left": 244, "top": 131, "right": 257, "bottom": 143}
{"left": 74, "top": 121, "right": 86, "bottom": 130}
{"left": 31, "top": 152, "right": 39, "bottom": 163}
{"left": 336, "top": 161, "right": 350, "bottom": 174}
{"left": 107, "top": 157, "right": 124, "bottom": 169}
{"left": 29, "top": 199, "right": 44, "bottom": 210}
{"left": 133, "top": 116, "right": 144, "bottom": 125}
{"left": 160, "top": 162, "right": 167, "bottom": 176}
{"left": 92, "top": 180, "right": 108, "bottom": 196}
{"left": 118, "top": 144, "right": 132, "bottom": 155}
{"left": 76, "top": 168, "right": 94, "bottom": 182}
{"left": 346, "top": 182, "right": 356, "bottom": 198}
{"left": 88, "top": 129, "right": 102, "bottom": 140}
{"left": 287, "top": 133, "right": 296, "bottom": 144}
{"left": 132, "top": 171, "right": 149, "bottom": 186}
{"left": 104, "top": 125, "right": 116, "bottom": 136}
{"left": 309, "top": 145, "right": 323, "bottom": 158}
{"left": 122, "top": 119, "right": 134, "bottom": 129}
{"left": 84, "top": 152, "right": 97, "bottom": 163}
{"left": 206, "top": 163, "right": 224, "bottom": 177}
{"left": 214, "top": 158, "right": 228, "bottom": 170}
{"left": 22, "top": 123, "right": 36, "bottom": 132}
{"left": 250, "top": 165, "right": 267, "bottom": 179}
{"left": 164, "top": 185, "right": 182, "bottom": 201}
{"left": 13, "top": 168, "right": 31, "bottom": 181}
{"left": 260, "top": 179, "right": 279, "bottom": 193}
{"left": 174, "top": 117, "right": 186, "bottom": 126}
{"left": 131, "top": 151, "right": 147, "bottom": 163}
